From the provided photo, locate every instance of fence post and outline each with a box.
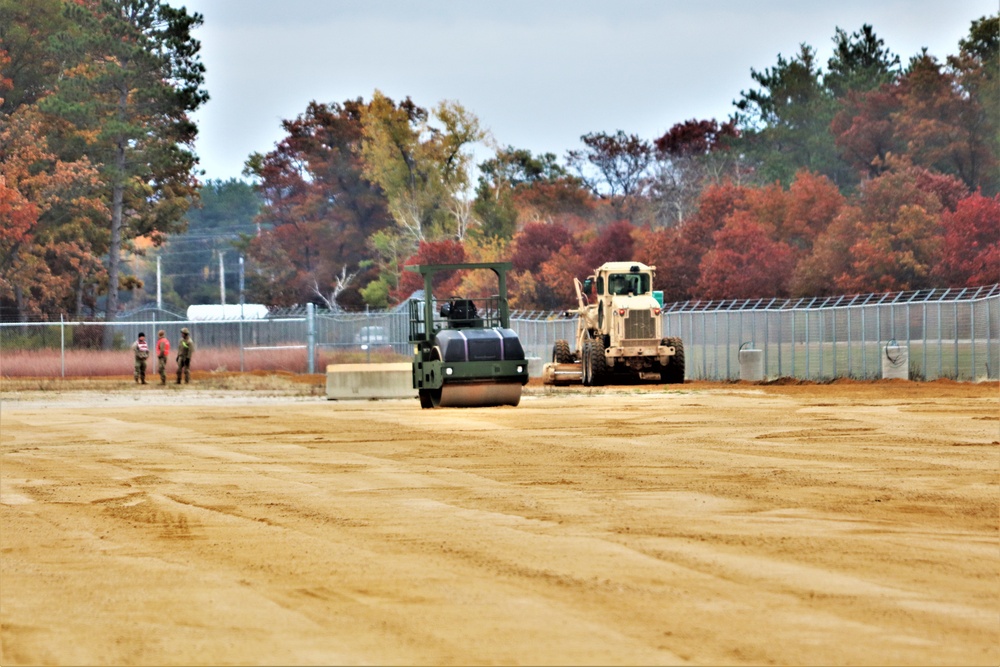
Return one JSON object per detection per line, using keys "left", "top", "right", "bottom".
{"left": 805, "top": 310, "right": 810, "bottom": 380}
{"left": 60, "top": 314, "right": 65, "bottom": 378}
{"left": 725, "top": 311, "right": 731, "bottom": 379}
{"left": 922, "top": 303, "right": 928, "bottom": 380}
{"left": 987, "top": 298, "right": 993, "bottom": 379}
{"left": 777, "top": 311, "right": 782, "bottom": 377}
{"left": 938, "top": 302, "right": 943, "bottom": 379}
{"left": 954, "top": 302, "right": 959, "bottom": 379}
{"left": 861, "top": 308, "right": 867, "bottom": 378}
{"left": 307, "top": 303, "right": 315, "bottom": 374}
{"left": 971, "top": 300, "right": 976, "bottom": 381}
{"left": 846, "top": 307, "right": 852, "bottom": 377}
{"left": 832, "top": 308, "right": 837, "bottom": 378}
{"left": 701, "top": 310, "right": 708, "bottom": 380}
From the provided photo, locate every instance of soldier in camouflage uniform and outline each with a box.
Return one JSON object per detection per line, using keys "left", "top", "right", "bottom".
{"left": 132, "top": 332, "right": 150, "bottom": 384}
{"left": 176, "top": 328, "right": 194, "bottom": 384}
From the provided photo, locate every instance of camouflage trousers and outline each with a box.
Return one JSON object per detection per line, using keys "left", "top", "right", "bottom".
{"left": 134, "top": 358, "right": 147, "bottom": 383}
{"left": 157, "top": 355, "right": 168, "bottom": 384}
{"left": 176, "top": 357, "right": 191, "bottom": 384}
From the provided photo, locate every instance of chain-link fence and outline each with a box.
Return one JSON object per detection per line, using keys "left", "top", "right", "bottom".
{"left": 2, "top": 285, "right": 997, "bottom": 381}
{"left": 658, "top": 285, "right": 999, "bottom": 381}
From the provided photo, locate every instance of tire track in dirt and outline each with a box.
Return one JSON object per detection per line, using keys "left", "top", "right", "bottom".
{"left": 2, "top": 383, "right": 997, "bottom": 665}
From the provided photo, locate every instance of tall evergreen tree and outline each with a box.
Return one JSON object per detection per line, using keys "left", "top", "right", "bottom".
{"left": 40, "top": 0, "right": 207, "bottom": 341}
{"left": 734, "top": 44, "right": 838, "bottom": 186}
{"left": 825, "top": 24, "right": 901, "bottom": 97}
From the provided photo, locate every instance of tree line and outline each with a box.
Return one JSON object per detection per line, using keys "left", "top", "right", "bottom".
{"left": 2, "top": 3, "right": 997, "bottom": 323}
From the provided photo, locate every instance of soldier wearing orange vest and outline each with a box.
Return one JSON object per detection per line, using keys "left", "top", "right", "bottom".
{"left": 155, "top": 330, "right": 170, "bottom": 385}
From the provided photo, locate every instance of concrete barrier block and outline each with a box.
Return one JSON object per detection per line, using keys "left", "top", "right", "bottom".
{"left": 326, "top": 363, "right": 416, "bottom": 400}
{"left": 882, "top": 346, "right": 909, "bottom": 380}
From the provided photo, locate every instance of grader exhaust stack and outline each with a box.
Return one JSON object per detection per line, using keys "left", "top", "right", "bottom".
{"left": 408, "top": 262, "right": 529, "bottom": 408}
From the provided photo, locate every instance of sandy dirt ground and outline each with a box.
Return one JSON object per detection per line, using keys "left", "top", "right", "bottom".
{"left": 1, "top": 377, "right": 997, "bottom": 666}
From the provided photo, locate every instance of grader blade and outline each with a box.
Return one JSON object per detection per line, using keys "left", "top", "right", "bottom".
{"left": 542, "top": 362, "right": 583, "bottom": 385}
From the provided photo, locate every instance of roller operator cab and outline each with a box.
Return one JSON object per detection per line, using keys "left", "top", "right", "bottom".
{"left": 407, "top": 262, "right": 529, "bottom": 408}
{"left": 546, "top": 261, "right": 685, "bottom": 386}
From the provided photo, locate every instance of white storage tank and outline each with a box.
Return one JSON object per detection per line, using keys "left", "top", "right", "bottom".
{"left": 186, "top": 304, "right": 269, "bottom": 321}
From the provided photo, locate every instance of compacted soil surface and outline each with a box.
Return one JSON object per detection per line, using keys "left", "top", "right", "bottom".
{"left": 1, "top": 378, "right": 997, "bottom": 665}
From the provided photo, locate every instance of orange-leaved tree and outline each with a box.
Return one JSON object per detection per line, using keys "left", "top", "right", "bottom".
{"left": 0, "top": 105, "right": 105, "bottom": 319}
{"left": 797, "top": 166, "right": 961, "bottom": 294}
{"left": 670, "top": 182, "right": 751, "bottom": 299}
{"left": 696, "top": 211, "right": 796, "bottom": 299}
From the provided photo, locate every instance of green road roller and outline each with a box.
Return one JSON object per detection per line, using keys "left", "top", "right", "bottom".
{"left": 407, "top": 262, "right": 529, "bottom": 408}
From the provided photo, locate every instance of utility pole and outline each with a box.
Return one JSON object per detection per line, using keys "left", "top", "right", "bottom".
{"left": 239, "top": 256, "right": 245, "bottom": 372}
{"left": 156, "top": 255, "right": 162, "bottom": 310}
{"left": 239, "top": 256, "right": 245, "bottom": 314}
{"left": 219, "top": 251, "right": 226, "bottom": 305}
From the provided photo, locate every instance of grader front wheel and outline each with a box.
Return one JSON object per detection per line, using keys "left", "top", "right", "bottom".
{"left": 661, "top": 337, "right": 686, "bottom": 384}
{"left": 588, "top": 339, "right": 607, "bottom": 386}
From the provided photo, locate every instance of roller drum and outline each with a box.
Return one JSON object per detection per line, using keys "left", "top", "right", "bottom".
{"left": 435, "top": 382, "right": 522, "bottom": 407}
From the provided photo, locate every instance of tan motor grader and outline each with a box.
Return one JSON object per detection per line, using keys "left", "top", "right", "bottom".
{"left": 542, "top": 261, "right": 685, "bottom": 386}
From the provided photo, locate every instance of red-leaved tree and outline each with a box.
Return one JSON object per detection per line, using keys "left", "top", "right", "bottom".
{"left": 395, "top": 240, "right": 467, "bottom": 301}
{"left": 696, "top": 212, "right": 796, "bottom": 299}
{"left": 934, "top": 192, "right": 1000, "bottom": 286}
{"left": 671, "top": 182, "right": 751, "bottom": 299}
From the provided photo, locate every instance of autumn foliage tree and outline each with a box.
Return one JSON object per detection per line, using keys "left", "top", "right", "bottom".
{"left": 933, "top": 193, "right": 1000, "bottom": 286}
{"left": 567, "top": 131, "right": 654, "bottom": 223}
{"left": 794, "top": 166, "right": 964, "bottom": 295}
{"left": 0, "top": 105, "right": 105, "bottom": 320}
{"left": 243, "top": 99, "right": 392, "bottom": 308}
{"left": 696, "top": 212, "right": 796, "bottom": 299}
{"left": 360, "top": 90, "right": 484, "bottom": 244}
{"left": 668, "top": 182, "right": 750, "bottom": 300}
{"left": 395, "top": 240, "right": 466, "bottom": 301}
{"left": 651, "top": 118, "right": 745, "bottom": 228}
{"left": 3, "top": 10, "right": 997, "bottom": 324}
{"left": 506, "top": 222, "right": 576, "bottom": 309}
{"left": 472, "top": 146, "right": 567, "bottom": 240}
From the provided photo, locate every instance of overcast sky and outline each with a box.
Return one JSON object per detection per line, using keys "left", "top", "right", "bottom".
{"left": 166, "top": 0, "right": 997, "bottom": 183}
